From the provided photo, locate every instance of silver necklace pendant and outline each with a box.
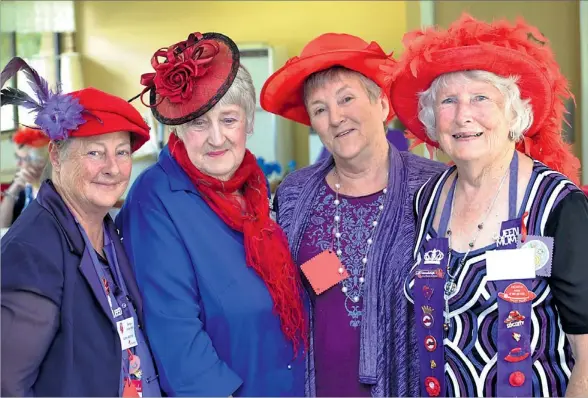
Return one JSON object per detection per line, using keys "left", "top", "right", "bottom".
{"left": 444, "top": 280, "right": 457, "bottom": 295}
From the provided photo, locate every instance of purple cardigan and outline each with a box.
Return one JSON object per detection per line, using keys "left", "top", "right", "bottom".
{"left": 274, "top": 145, "right": 447, "bottom": 396}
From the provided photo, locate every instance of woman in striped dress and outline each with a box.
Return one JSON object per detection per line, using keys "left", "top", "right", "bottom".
{"left": 391, "top": 15, "right": 588, "bottom": 397}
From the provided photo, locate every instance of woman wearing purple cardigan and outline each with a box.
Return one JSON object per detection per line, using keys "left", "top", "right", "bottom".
{"left": 261, "top": 33, "right": 446, "bottom": 397}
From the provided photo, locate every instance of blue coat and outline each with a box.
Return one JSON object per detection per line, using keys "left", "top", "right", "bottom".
{"left": 1, "top": 181, "right": 160, "bottom": 396}
{"left": 116, "top": 146, "right": 305, "bottom": 397}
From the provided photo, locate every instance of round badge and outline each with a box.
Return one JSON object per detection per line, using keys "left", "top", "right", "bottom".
{"left": 422, "top": 313, "right": 434, "bottom": 328}
{"left": 509, "top": 371, "right": 525, "bottom": 387}
{"left": 129, "top": 355, "right": 141, "bottom": 375}
{"left": 522, "top": 239, "right": 549, "bottom": 269}
{"left": 424, "top": 335, "right": 437, "bottom": 352}
{"left": 424, "top": 376, "right": 441, "bottom": 396}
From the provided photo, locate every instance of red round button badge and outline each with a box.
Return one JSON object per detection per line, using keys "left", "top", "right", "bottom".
{"left": 424, "top": 335, "right": 437, "bottom": 352}
{"left": 509, "top": 371, "right": 525, "bottom": 387}
{"left": 425, "top": 376, "right": 441, "bottom": 396}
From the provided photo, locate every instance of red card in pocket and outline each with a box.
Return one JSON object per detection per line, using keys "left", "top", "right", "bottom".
{"left": 301, "top": 250, "right": 349, "bottom": 295}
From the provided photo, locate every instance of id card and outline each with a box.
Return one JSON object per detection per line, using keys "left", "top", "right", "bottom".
{"left": 117, "top": 317, "right": 138, "bottom": 350}
{"left": 301, "top": 250, "right": 349, "bottom": 295}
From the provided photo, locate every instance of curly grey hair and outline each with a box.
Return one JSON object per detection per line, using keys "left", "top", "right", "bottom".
{"left": 174, "top": 65, "right": 256, "bottom": 138}
{"left": 418, "top": 70, "right": 534, "bottom": 142}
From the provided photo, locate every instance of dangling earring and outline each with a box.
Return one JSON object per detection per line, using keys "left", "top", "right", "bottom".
{"left": 508, "top": 131, "right": 515, "bottom": 141}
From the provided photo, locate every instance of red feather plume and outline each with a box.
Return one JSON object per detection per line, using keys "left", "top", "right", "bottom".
{"left": 394, "top": 13, "right": 580, "bottom": 185}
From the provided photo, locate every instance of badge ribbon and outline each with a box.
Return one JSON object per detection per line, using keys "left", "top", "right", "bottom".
{"left": 414, "top": 238, "right": 448, "bottom": 397}
{"left": 495, "top": 218, "right": 534, "bottom": 397}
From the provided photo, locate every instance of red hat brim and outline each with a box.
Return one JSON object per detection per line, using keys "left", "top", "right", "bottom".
{"left": 148, "top": 33, "right": 240, "bottom": 126}
{"left": 69, "top": 87, "right": 150, "bottom": 152}
{"left": 261, "top": 50, "right": 395, "bottom": 126}
{"left": 391, "top": 45, "right": 552, "bottom": 149}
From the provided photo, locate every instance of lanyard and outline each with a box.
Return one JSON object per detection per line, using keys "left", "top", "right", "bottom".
{"left": 76, "top": 221, "right": 130, "bottom": 319}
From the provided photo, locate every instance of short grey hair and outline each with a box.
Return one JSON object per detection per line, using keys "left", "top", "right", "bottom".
{"left": 417, "top": 70, "right": 534, "bottom": 142}
{"left": 174, "top": 65, "right": 256, "bottom": 138}
{"left": 303, "top": 66, "right": 382, "bottom": 106}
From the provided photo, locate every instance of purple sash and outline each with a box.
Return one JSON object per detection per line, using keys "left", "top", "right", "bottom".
{"left": 494, "top": 217, "right": 534, "bottom": 396}
{"left": 413, "top": 237, "right": 448, "bottom": 397}
{"left": 417, "top": 152, "right": 536, "bottom": 396}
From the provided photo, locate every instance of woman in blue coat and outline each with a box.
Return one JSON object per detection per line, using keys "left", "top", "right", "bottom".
{"left": 117, "top": 32, "right": 307, "bottom": 397}
{"left": 0, "top": 58, "right": 161, "bottom": 397}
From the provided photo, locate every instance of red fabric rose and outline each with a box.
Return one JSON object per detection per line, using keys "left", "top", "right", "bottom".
{"left": 154, "top": 60, "right": 201, "bottom": 104}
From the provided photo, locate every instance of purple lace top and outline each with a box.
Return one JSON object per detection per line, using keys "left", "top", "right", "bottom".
{"left": 298, "top": 181, "right": 384, "bottom": 397}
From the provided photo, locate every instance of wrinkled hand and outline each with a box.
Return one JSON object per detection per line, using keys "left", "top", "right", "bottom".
{"left": 7, "top": 167, "right": 36, "bottom": 196}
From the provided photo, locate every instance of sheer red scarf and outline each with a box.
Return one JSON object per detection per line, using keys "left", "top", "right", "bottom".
{"left": 169, "top": 134, "right": 307, "bottom": 354}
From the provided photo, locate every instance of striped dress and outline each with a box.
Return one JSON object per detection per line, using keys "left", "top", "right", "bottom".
{"left": 404, "top": 161, "right": 580, "bottom": 397}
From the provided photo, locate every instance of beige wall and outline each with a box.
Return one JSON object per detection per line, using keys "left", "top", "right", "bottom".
{"left": 434, "top": 1, "right": 583, "bottom": 168}
{"left": 74, "top": 1, "right": 408, "bottom": 168}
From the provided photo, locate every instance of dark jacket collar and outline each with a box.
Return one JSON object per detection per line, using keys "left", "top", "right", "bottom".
{"left": 36, "top": 180, "right": 144, "bottom": 325}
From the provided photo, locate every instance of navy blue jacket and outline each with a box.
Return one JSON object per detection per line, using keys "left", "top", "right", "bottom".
{"left": 1, "top": 181, "right": 149, "bottom": 396}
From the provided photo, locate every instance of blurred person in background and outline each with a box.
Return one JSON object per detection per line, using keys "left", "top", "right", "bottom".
{"left": 0, "top": 126, "right": 49, "bottom": 228}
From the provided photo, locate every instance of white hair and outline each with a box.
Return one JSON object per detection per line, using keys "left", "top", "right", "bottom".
{"left": 417, "top": 70, "right": 534, "bottom": 142}
{"left": 174, "top": 65, "right": 256, "bottom": 138}
{"left": 303, "top": 66, "right": 382, "bottom": 105}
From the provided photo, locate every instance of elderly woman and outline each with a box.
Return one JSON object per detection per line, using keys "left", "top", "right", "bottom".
{"left": 261, "top": 33, "right": 446, "bottom": 396}
{"left": 0, "top": 58, "right": 161, "bottom": 397}
{"left": 0, "top": 126, "right": 50, "bottom": 228}
{"left": 393, "top": 15, "right": 588, "bottom": 397}
{"left": 117, "top": 32, "right": 307, "bottom": 397}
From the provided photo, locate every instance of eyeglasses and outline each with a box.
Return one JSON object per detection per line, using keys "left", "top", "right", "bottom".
{"left": 15, "top": 153, "right": 45, "bottom": 164}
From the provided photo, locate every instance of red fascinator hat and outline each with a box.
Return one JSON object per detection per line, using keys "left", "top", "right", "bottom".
{"left": 13, "top": 126, "right": 50, "bottom": 148}
{"left": 261, "top": 33, "right": 397, "bottom": 126}
{"left": 1, "top": 57, "right": 150, "bottom": 152}
{"left": 391, "top": 14, "right": 580, "bottom": 184}
{"left": 135, "top": 32, "right": 240, "bottom": 125}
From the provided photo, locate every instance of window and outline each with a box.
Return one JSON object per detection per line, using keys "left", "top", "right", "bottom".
{"left": 1, "top": 32, "right": 62, "bottom": 133}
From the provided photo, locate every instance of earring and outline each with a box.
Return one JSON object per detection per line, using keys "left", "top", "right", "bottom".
{"left": 508, "top": 131, "right": 515, "bottom": 141}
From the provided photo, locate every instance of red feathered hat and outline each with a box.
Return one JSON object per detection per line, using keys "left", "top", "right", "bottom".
{"left": 67, "top": 87, "right": 150, "bottom": 152}
{"left": 261, "top": 33, "right": 397, "bottom": 126}
{"left": 135, "top": 32, "right": 240, "bottom": 126}
{"left": 0, "top": 57, "right": 150, "bottom": 152}
{"left": 391, "top": 14, "right": 580, "bottom": 184}
{"left": 12, "top": 126, "right": 50, "bottom": 148}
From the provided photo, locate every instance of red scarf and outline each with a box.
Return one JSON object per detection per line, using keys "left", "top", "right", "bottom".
{"left": 169, "top": 134, "right": 307, "bottom": 354}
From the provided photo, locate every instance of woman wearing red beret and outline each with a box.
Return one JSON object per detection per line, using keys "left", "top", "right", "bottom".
{"left": 0, "top": 57, "right": 162, "bottom": 397}
{"left": 0, "top": 126, "right": 50, "bottom": 228}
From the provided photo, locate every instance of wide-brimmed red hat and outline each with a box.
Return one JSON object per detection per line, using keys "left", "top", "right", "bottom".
{"left": 391, "top": 14, "right": 580, "bottom": 184}
{"left": 0, "top": 57, "right": 150, "bottom": 152}
{"left": 12, "top": 126, "right": 50, "bottom": 148}
{"left": 135, "top": 32, "right": 240, "bottom": 126}
{"left": 260, "top": 33, "right": 397, "bottom": 126}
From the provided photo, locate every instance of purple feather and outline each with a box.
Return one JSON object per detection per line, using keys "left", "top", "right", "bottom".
{"left": 35, "top": 94, "right": 86, "bottom": 141}
{"left": 0, "top": 87, "right": 41, "bottom": 110}
{"left": 0, "top": 57, "right": 53, "bottom": 102}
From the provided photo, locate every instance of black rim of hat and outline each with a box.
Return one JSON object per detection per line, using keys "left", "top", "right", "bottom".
{"left": 147, "top": 32, "right": 240, "bottom": 126}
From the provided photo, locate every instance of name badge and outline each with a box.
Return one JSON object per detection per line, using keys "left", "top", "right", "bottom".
{"left": 486, "top": 248, "right": 536, "bottom": 281}
{"left": 117, "top": 317, "right": 138, "bottom": 350}
{"left": 301, "top": 250, "right": 349, "bottom": 295}
{"left": 517, "top": 235, "right": 553, "bottom": 277}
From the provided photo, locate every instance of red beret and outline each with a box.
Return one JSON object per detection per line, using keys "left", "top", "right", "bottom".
{"left": 68, "top": 87, "right": 150, "bottom": 152}
{"left": 12, "top": 126, "right": 50, "bottom": 148}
